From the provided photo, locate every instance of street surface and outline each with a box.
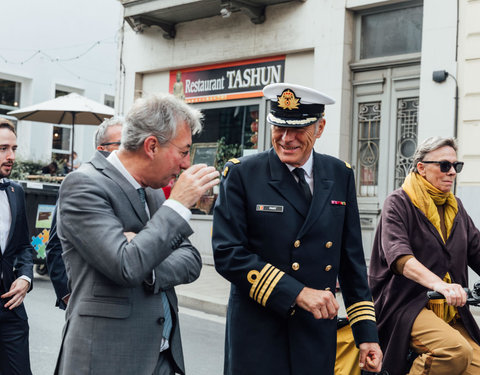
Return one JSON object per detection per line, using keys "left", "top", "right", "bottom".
{"left": 24, "top": 275, "right": 225, "bottom": 375}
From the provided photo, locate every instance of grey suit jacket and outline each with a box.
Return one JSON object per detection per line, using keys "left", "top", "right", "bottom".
{"left": 55, "top": 151, "right": 201, "bottom": 375}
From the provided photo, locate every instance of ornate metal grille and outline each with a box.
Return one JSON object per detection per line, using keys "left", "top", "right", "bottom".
{"left": 394, "top": 97, "right": 419, "bottom": 188}
{"left": 357, "top": 102, "right": 381, "bottom": 197}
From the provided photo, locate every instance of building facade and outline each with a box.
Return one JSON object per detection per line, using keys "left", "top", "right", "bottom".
{"left": 116, "top": 0, "right": 480, "bottom": 264}
{"left": 0, "top": 0, "right": 122, "bottom": 165}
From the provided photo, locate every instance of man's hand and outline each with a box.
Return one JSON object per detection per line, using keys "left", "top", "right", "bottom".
{"left": 359, "top": 342, "right": 383, "bottom": 373}
{"left": 170, "top": 164, "right": 220, "bottom": 208}
{"left": 1, "top": 278, "right": 30, "bottom": 310}
{"left": 295, "top": 287, "right": 339, "bottom": 319}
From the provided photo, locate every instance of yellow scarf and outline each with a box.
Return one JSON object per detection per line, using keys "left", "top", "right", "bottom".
{"left": 402, "top": 172, "right": 457, "bottom": 242}
{"left": 402, "top": 172, "right": 459, "bottom": 323}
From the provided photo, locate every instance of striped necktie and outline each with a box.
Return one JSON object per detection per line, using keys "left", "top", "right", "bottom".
{"left": 137, "top": 188, "right": 173, "bottom": 340}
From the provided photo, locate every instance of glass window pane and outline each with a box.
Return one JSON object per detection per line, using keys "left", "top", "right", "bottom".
{"left": 55, "top": 89, "right": 70, "bottom": 98}
{"left": 361, "top": 6, "right": 423, "bottom": 59}
{"left": 104, "top": 94, "right": 115, "bottom": 108}
{"left": 52, "top": 126, "right": 71, "bottom": 151}
{"left": 357, "top": 102, "right": 381, "bottom": 197}
{"left": 189, "top": 104, "right": 259, "bottom": 214}
{"left": 395, "top": 97, "right": 419, "bottom": 188}
{"left": 0, "top": 78, "right": 21, "bottom": 108}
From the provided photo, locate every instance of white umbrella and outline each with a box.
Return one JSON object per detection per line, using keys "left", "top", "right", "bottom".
{"left": 8, "top": 92, "right": 114, "bottom": 168}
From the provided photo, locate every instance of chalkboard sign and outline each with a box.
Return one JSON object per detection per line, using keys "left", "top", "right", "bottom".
{"left": 191, "top": 142, "right": 218, "bottom": 167}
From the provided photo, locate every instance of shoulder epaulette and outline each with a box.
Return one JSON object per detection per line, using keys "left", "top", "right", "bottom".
{"left": 344, "top": 161, "right": 352, "bottom": 169}
{"left": 223, "top": 158, "right": 241, "bottom": 177}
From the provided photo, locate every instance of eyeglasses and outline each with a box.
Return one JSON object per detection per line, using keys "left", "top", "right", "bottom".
{"left": 100, "top": 141, "right": 121, "bottom": 147}
{"left": 168, "top": 141, "right": 190, "bottom": 158}
{"left": 421, "top": 160, "right": 464, "bottom": 173}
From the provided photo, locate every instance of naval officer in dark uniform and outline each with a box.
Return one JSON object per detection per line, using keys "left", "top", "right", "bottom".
{"left": 212, "top": 83, "right": 382, "bottom": 375}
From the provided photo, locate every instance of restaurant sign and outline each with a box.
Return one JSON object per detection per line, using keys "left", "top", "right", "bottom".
{"left": 169, "top": 56, "right": 285, "bottom": 103}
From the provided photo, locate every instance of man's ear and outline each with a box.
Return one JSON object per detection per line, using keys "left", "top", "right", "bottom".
{"left": 143, "top": 136, "right": 158, "bottom": 160}
{"left": 315, "top": 118, "right": 326, "bottom": 139}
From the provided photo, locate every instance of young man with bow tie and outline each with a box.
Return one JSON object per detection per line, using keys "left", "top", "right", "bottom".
{"left": 0, "top": 117, "right": 34, "bottom": 375}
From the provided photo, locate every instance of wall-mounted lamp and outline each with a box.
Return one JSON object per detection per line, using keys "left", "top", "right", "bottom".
{"left": 432, "top": 70, "right": 459, "bottom": 139}
{"left": 432, "top": 70, "right": 449, "bottom": 83}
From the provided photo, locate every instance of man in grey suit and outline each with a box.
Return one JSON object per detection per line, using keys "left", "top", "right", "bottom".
{"left": 55, "top": 94, "right": 220, "bottom": 375}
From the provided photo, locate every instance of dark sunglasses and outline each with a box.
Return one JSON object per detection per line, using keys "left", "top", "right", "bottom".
{"left": 421, "top": 160, "right": 464, "bottom": 173}
{"left": 100, "top": 141, "right": 121, "bottom": 147}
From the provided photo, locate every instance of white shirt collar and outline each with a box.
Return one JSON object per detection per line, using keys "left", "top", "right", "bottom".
{"left": 285, "top": 151, "right": 314, "bottom": 177}
{"left": 106, "top": 150, "right": 142, "bottom": 190}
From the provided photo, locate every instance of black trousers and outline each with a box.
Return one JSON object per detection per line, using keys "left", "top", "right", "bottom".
{"left": 0, "top": 282, "right": 32, "bottom": 375}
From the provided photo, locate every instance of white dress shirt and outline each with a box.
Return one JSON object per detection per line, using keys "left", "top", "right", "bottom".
{"left": 285, "top": 151, "right": 314, "bottom": 194}
{"left": 0, "top": 179, "right": 11, "bottom": 253}
{"left": 0, "top": 178, "right": 31, "bottom": 284}
{"left": 106, "top": 151, "right": 191, "bottom": 221}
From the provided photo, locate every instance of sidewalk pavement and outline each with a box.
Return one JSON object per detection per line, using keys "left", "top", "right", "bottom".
{"left": 176, "top": 264, "right": 230, "bottom": 317}
{"left": 176, "top": 265, "right": 480, "bottom": 324}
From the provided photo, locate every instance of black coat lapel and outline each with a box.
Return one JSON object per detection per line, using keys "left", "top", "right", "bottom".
{"left": 6, "top": 183, "right": 17, "bottom": 247}
{"left": 298, "top": 153, "right": 334, "bottom": 238}
{"left": 267, "top": 149, "right": 309, "bottom": 218}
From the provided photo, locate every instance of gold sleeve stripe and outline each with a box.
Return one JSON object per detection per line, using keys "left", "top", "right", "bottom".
{"left": 249, "top": 264, "right": 274, "bottom": 299}
{"left": 346, "top": 300, "right": 374, "bottom": 315}
{"left": 248, "top": 263, "right": 285, "bottom": 306}
{"left": 346, "top": 305, "right": 375, "bottom": 316}
{"left": 253, "top": 266, "right": 277, "bottom": 302}
{"left": 348, "top": 310, "right": 376, "bottom": 321}
{"left": 256, "top": 268, "right": 281, "bottom": 306}
{"left": 261, "top": 270, "right": 285, "bottom": 306}
{"left": 349, "top": 315, "right": 377, "bottom": 325}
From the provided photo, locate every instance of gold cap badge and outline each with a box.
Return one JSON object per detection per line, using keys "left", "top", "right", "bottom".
{"left": 277, "top": 89, "right": 300, "bottom": 110}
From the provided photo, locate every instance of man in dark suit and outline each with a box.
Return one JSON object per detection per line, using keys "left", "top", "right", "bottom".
{"left": 0, "top": 118, "right": 34, "bottom": 375}
{"left": 212, "top": 83, "right": 382, "bottom": 375}
{"left": 55, "top": 94, "right": 219, "bottom": 375}
{"left": 46, "top": 116, "right": 124, "bottom": 309}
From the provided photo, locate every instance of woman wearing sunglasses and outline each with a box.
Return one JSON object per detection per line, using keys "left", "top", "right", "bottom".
{"left": 369, "top": 136, "right": 480, "bottom": 375}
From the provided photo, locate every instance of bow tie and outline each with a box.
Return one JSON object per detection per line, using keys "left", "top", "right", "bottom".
{"left": 0, "top": 180, "right": 11, "bottom": 191}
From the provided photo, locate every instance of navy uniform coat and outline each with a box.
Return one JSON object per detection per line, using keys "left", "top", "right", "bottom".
{"left": 212, "top": 149, "right": 378, "bottom": 375}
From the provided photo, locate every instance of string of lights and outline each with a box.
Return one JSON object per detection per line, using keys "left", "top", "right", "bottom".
{"left": 0, "top": 37, "right": 117, "bottom": 86}
{"left": 0, "top": 37, "right": 116, "bottom": 65}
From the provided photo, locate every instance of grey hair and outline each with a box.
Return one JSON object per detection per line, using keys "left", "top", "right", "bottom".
{"left": 94, "top": 116, "right": 125, "bottom": 147}
{"left": 411, "top": 136, "right": 458, "bottom": 173}
{"left": 122, "top": 93, "right": 203, "bottom": 151}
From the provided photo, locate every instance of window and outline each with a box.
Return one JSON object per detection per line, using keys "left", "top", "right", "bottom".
{"left": 0, "top": 78, "right": 21, "bottom": 116}
{"left": 359, "top": 3, "right": 423, "bottom": 60}
{"left": 193, "top": 104, "right": 260, "bottom": 170}
{"left": 189, "top": 102, "right": 260, "bottom": 215}
{"left": 104, "top": 94, "right": 115, "bottom": 108}
{"left": 394, "top": 97, "right": 419, "bottom": 188}
{"left": 356, "top": 102, "right": 381, "bottom": 197}
{"left": 51, "top": 89, "right": 73, "bottom": 161}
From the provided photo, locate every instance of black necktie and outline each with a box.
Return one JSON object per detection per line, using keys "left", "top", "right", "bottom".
{"left": 0, "top": 180, "right": 10, "bottom": 191}
{"left": 136, "top": 188, "right": 172, "bottom": 340}
{"left": 293, "top": 168, "right": 312, "bottom": 203}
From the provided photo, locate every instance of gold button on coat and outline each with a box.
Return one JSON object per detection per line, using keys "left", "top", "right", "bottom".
{"left": 294, "top": 240, "right": 301, "bottom": 248}
{"left": 325, "top": 265, "right": 332, "bottom": 272}
{"left": 325, "top": 241, "right": 333, "bottom": 248}
{"left": 292, "top": 262, "right": 300, "bottom": 271}
{"left": 325, "top": 287, "right": 331, "bottom": 291}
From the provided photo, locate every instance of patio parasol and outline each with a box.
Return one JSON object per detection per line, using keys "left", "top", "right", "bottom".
{"left": 8, "top": 92, "right": 114, "bottom": 169}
